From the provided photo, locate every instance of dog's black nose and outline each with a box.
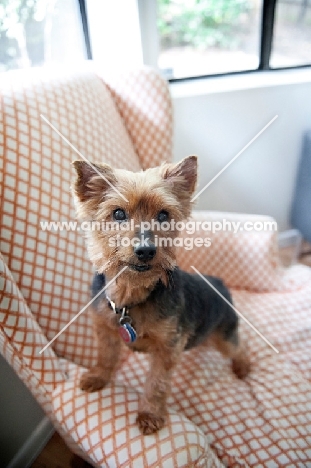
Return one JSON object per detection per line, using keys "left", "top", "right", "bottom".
{"left": 134, "top": 243, "right": 156, "bottom": 262}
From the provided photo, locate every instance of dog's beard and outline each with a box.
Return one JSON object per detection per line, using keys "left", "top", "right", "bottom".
{"left": 90, "top": 246, "right": 176, "bottom": 290}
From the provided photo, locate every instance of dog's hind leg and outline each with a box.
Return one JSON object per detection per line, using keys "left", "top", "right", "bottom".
{"left": 210, "top": 322, "right": 251, "bottom": 379}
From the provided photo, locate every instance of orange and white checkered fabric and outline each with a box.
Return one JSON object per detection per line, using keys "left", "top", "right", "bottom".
{"left": 0, "top": 66, "right": 142, "bottom": 368}
{"left": 0, "top": 252, "right": 64, "bottom": 391}
{"left": 1, "top": 65, "right": 311, "bottom": 467}
{"left": 52, "top": 273, "right": 311, "bottom": 467}
{"left": 52, "top": 364, "right": 223, "bottom": 468}
{"left": 103, "top": 66, "right": 173, "bottom": 170}
{"left": 177, "top": 211, "right": 311, "bottom": 292}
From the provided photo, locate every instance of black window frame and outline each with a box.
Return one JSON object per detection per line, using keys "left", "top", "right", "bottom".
{"left": 259, "top": 0, "right": 277, "bottom": 70}
{"left": 78, "top": 0, "right": 92, "bottom": 60}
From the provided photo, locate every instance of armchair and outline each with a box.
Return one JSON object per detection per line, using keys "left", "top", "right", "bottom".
{"left": 1, "top": 65, "right": 311, "bottom": 467}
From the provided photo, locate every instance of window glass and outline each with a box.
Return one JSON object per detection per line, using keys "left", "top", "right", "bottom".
{"left": 270, "top": 0, "right": 311, "bottom": 68}
{"left": 0, "top": 0, "right": 86, "bottom": 72}
{"left": 157, "top": 0, "right": 263, "bottom": 79}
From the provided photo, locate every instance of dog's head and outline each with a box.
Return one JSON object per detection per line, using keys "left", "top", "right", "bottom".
{"left": 72, "top": 156, "right": 197, "bottom": 287}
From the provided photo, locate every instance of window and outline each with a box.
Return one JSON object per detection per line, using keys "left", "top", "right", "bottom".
{"left": 157, "top": 0, "right": 263, "bottom": 79}
{"left": 0, "top": 0, "right": 87, "bottom": 72}
{"left": 2, "top": 0, "right": 310, "bottom": 79}
{"left": 271, "top": 0, "right": 311, "bottom": 68}
{"left": 86, "top": 0, "right": 143, "bottom": 72}
{"left": 154, "top": 0, "right": 311, "bottom": 80}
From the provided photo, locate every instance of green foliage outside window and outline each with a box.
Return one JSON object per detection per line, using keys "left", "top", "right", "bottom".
{"left": 157, "top": 0, "right": 252, "bottom": 49}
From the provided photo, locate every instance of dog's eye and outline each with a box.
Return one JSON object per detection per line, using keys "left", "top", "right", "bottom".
{"left": 157, "top": 210, "right": 169, "bottom": 223}
{"left": 113, "top": 209, "right": 127, "bottom": 221}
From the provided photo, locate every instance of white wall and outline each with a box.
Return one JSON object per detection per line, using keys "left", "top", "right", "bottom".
{"left": 170, "top": 70, "right": 311, "bottom": 231}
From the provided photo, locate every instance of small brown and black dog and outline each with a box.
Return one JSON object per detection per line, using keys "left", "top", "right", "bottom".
{"left": 72, "top": 155, "right": 250, "bottom": 435}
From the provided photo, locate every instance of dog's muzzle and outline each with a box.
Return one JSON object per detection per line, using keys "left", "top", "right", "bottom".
{"left": 134, "top": 229, "right": 156, "bottom": 263}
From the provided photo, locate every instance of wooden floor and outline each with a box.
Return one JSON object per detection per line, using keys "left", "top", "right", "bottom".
{"left": 31, "top": 432, "right": 90, "bottom": 468}
{"left": 31, "top": 242, "right": 311, "bottom": 468}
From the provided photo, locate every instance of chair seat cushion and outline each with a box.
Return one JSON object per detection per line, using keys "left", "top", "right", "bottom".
{"left": 53, "top": 271, "right": 311, "bottom": 467}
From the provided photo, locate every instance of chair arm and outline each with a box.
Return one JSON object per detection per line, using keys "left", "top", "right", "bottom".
{"left": 0, "top": 253, "right": 66, "bottom": 397}
{"left": 176, "top": 211, "right": 310, "bottom": 292}
{"left": 52, "top": 370, "right": 225, "bottom": 468}
{"left": 102, "top": 66, "right": 173, "bottom": 169}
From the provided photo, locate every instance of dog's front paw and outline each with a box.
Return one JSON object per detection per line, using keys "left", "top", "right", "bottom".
{"left": 136, "top": 411, "right": 166, "bottom": 435}
{"left": 79, "top": 367, "right": 109, "bottom": 392}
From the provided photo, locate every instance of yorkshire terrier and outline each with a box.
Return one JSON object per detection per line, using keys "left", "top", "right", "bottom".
{"left": 72, "top": 155, "right": 250, "bottom": 435}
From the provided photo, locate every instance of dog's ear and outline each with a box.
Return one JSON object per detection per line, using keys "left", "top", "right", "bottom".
{"left": 162, "top": 155, "right": 198, "bottom": 196}
{"left": 72, "top": 160, "right": 117, "bottom": 202}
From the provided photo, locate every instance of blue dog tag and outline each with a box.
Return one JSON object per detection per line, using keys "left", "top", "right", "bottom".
{"left": 119, "top": 322, "right": 137, "bottom": 343}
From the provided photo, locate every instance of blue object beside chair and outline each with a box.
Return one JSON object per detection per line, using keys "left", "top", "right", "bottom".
{"left": 291, "top": 130, "right": 311, "bottom": 247}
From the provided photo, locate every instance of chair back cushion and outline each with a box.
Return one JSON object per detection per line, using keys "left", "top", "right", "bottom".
{"left": 103, "top": 66, "right": 173, "bottom": 169}
{"left": 0, "top": 67, "right": 142, "bottom": 367}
